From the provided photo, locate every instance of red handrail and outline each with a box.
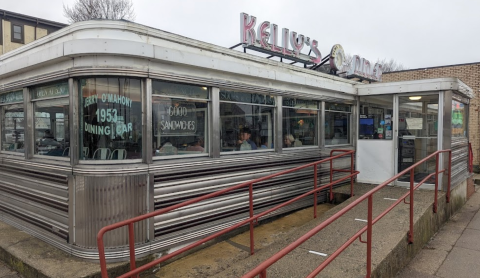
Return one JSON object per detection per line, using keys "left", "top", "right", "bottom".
{"left": 243, "top": 149, "right": 452, "bottom": 278}
{"left": 97, "top": 150, "right": 359, "bottom": 278}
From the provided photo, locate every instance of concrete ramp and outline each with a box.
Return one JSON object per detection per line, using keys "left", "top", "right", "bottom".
{"left": 154, "top": 183, "right": 462, "bottom": 278}
{"left": 0, "top": 183, "right": 467, "bottom": 278}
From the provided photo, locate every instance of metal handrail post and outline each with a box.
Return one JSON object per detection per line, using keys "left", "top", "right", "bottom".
{"left": 329, "top": 158, "right": 333, "bottom": 201}
{"left": 128, "top": 223, "right": 137, "bottom": 277}
{"left": 314, "top": 164, "right": 318, "bottom": 219}
{"left": 366, "top": 195, "right": 373, "bottom": 277}
{"left": 409, "top": 168, "right": 414, "bottom": 243}
{"left": 249, "top": 182, "right": 255, "bottom": 255}
{"left": 434, "top": 153, "right": 439, "bottom": 213}
{"left": 447, "top": 150, "right": 452, "bottom": 203}
{"left": 98, "top": 238, "right": 108, "bottom": 278}
{"left": 350, "top": 152, "right": 354, "bottom": 197}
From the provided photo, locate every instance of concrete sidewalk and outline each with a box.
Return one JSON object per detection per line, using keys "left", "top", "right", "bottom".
{"left": 396, "top": 185, "right": 480, "bottom": 278}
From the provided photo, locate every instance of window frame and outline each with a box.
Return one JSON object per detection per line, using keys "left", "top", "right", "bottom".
{"left": 281, "top": 97, "right": 320, "bottom": 150}
{"left": 0, "top": 91, "right": 25, "bottom": 156}
{"left": 219, "top": 89, "right": 276, "bottom": 155}
{"left": 78, "top": 77, "right": 143, "bottom": 164}
{"left": 324, "top": 103, "right": 352, "bottom": 147}
{"left": 11, "top": 23, "right": 24, "bottom": 44}
{"left": 151, "top": 80, "right": 211, "bottom": 160}
{"left": 358, "top": 95, "right": 394, "bottom": 140}
{"left": 31, "top": 82, "right": 70, "bottom": 161}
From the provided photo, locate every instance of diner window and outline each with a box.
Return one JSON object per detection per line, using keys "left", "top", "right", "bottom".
{"left": 220, "top": 90, "right": 274, "bottom": 152}
{"left": 152, "top": 80, "right": 208, "bottom": 157}
{"left": 32, "top": 82, "right": 70, "bottom": 157}
{"left": 11, "top": 24, "right": 24, "bottom": 44}
{"left": 1, "top": 90, "right": 24, "bottom": 153}
{"left": 452, "top": 100, "right": 467, "bottom": 138}
{"left": 79, "top": 78, "right": 142, "bottom": 160}
{"left": 325, "top": 103, "right": 351, "bottom": 145}
{"left": 359, "top": 95, "right": 393, "bottom": 140}
{"left": 282, "top": 98, "right": 318, "bottom": 148}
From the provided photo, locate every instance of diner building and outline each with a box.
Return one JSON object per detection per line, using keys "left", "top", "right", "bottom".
{"left": 0, "top": 19, "right": 474, "bottom": 261}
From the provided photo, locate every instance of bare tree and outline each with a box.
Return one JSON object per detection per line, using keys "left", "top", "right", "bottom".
{"left": 63, "top": 0, "right": 135, "bottom": 23}
{"left": 375, "top": 58, "right": 407, "bottom": 72}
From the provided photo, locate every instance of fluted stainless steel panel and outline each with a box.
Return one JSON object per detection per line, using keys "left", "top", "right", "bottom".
{"left": 152, "top": 148, "right": 353, "bottom": 252}
{"left": 74, "top": 174, "right": 149, "bottom": 248}
{"left": 450, "top": 137, "right": 469, "bottom": 187}
{"left": 0, "top": 160, "right": 69, "bottom": 240}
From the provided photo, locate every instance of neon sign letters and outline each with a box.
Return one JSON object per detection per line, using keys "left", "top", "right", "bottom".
{"left": 240, "top": 12, "right": 322, "bottom": 64}
{"left": 345, "top": 55, "right": 383, "bottom": 82}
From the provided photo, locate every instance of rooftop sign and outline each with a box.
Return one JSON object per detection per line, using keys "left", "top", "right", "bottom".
{"left": 345, "top": 55, "right": 383, "bottom": 82}
{"left": 240, "top": 12, "right": 323, "bottom": 65}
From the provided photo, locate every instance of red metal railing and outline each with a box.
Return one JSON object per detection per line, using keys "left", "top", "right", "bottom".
{"left": 243, "top": 149, "right": 452, "bottom": 278}
{"left": 97, "top": 150, "right": 359, "bottom": 278}
{"left": 469, "top": 142, "right": 473, "bottom": 173}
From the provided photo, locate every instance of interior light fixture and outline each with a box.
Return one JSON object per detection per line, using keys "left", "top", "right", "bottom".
{"left": 409, "top": 96, "right": 422, "bottom": 100}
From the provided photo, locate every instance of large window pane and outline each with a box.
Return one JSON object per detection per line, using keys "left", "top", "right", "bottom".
{"left": 34, "top": 98, "right": 69, "bottom": 156}
{"left": 1, "top": 104, "right": 25, "bottom": 153}
{"left": 325, "top": 111, "right": 350, "bottom": 145}
{"left": 80, "top": 78, "right": 142, "bottom": 160}
{"left": 152, "top": 98, "right": 208, "bottom": 155}
{"left": 359, "top": 95, "right": 393, "bottom": 140}
{"left": 282, "top": 98, "right": 318, "bottom": 147}
{"left": 220, "top": 90, "right": 274, "bottom": 152}
{"left": 452, "top": 100, "right": 467, "bottom": 137}
{"left": 152, "top": 81, "right": 209, "bottom": 157}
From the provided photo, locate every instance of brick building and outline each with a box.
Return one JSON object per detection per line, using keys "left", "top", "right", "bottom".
{"left": 0, "top": 9, "right": 67, "bottom": 55}
{"left": 383, "top": 63, "right": 480, "bottom": 171}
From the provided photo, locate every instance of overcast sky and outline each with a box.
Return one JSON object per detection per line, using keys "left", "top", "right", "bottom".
{"left": 2, "top": 0, "right": 480, "bottom": 69}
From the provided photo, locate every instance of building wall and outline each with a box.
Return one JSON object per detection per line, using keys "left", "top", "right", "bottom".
{"left": 383, "top": 64, "right": 480, "bottom": 170}
{"left": 1, "top": 20, "right": 51, "bottom": 55}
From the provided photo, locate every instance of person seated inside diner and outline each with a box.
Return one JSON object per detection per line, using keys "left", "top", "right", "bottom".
{"left": 284, "top": 134, "right": 302, "bottom": 148}
{"left": 186, "top": 138, "right": 205, "bottom": 152}
{"left": 43, "top": 129, "right": 55, "bottom": 140}
{"left": 237, "top": 127, "right": 257, "bottom": 151}
{"left": 156, "top": 140, "right": 178, "bottom": 155}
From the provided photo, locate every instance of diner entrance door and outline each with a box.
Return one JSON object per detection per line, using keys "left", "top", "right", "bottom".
{"left": 395, "top": 94, "right": 442, "bottom": 189}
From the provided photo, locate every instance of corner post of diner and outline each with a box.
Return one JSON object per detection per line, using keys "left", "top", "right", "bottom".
{"left": 70, "top": 78, "right": 79, "bottom": 166}
{"left": 442, "top": 90, "right": 452, "bottom": 192}
{"left": 275, "top": 95, "right": 283, "bottom": 153}
{"left": 144, "top": 78, "right": 153, "bottom": 164}
{"left": 23, "top": 86, "right": 34, "bottom": 159}
{"left": 351, "top": 100, "right": 358, "bottom": 149}
{"left": 68, "top": 78, "right": 78, "bottom": 244}
{"left": 319, "top": 101, "right": 325, "bottom": 147}
{"left": 210, "top": 87, "right": 220, "bottom": 158}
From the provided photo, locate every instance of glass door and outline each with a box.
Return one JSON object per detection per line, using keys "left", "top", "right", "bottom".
{"left": 397, "top": 94, "right": 439, "bottom": 185}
